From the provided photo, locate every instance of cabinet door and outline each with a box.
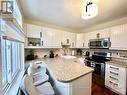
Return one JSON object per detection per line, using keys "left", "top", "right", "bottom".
{"left": 69, "top": 33, "right": 76, "bottom": 48}
{"left": 52, "top": 29, "right": 63, "bottom": 48}
{"left": 62, "top": 32, "right": 76, "bottom": 48}
{"left": 42, "top": 27, "right": 63, "bottom": 48}
{"left": 27, "top": 24, "right": 42, "bottom": 38}
{"left": 84, "top": 31, "right": 96, "bottom": 48}
{"left": 76, "top": 33, "right": 85, "bottom": 48}
{"left": 42, "top": 27, "right": 53, "bottom": 47}
{"left": 110, "top": 25, "right": 127, "bottom": 50}
{"left": 98, "top": 29, "right": 110, "bottom": 38}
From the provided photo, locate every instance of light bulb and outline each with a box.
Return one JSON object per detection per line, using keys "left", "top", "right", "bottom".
{"left": 81, "top": 1, "right": 98, "bottom": 19}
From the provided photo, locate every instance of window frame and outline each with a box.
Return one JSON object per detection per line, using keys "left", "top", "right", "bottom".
{"left": 1, "top": 38, "right": 23, "bottom": 93}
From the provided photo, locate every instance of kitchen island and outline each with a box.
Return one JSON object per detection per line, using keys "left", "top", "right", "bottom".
{"left": 26, "top": 57, "right": 94, "bottom": 95}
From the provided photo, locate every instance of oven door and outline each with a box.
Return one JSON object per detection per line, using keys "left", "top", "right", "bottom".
{"left": 93, "top": 62, "right": 105, "bottom": 77}
{"left": 92, "top": 62, "right": 105, "bottom": 86}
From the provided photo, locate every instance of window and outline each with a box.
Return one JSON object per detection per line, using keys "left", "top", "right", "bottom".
{"left": 1, "top": 38, "right": 23, "bottom": 92}
{"left": 2, "top": 39, "right": 8, "bottom": 87}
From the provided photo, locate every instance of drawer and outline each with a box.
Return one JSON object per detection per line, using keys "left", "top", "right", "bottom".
{"left": 105, "top": 63, "right": 127, "bottom": 95}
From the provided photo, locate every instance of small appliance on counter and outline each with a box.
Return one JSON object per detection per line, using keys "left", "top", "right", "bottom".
{"left": 85, "top": 52, "right": 111, "bottom": 86}
{"left": 71, "top": 50, "right": 75, "bottom": 56}
{"left": 49, "top": 50, "right": 54, "bottom": 58}
{"left": 85, "top": 51, "right": 90, "bottom": 58}
{"left": 26, "top": 50, "right": 36, "bottom": 60}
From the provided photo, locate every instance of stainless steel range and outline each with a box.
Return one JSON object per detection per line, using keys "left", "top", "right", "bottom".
{"left": 85, "top": 52, "right": 111, "bottom": 86}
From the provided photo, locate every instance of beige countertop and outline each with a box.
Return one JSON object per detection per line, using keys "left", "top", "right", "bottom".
{"left": 26, "top": 57, "right": 94, "bottom": 82}
{"left": 106, "top": 60, "right": 127, "bottom": 68}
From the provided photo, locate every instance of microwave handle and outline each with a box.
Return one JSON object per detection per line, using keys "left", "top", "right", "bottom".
{"left": 109, "top": 42, "right": 111, "bottom": 47}
{"left": 88, "top": 42, "right": 90, "bottom": 47}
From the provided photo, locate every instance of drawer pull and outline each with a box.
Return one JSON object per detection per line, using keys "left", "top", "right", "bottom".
{"left": 110, "top": 71, "right": 119, "bottom": 75}
{"left": 110, "top": 66, "right": 119, "bottom": 70}
{"left": 109, "top": 81, "right": 113, "bottom": 84}
{"left": 109, "top": 76, "right": 118, "bottom": 81}
{"left": 114, "top": 83, "right": 118, "bottom": 86}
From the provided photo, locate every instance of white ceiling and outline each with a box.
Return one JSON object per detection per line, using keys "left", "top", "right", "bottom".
{"left": 19, "top": 0, "right": 127, "bottom": 30}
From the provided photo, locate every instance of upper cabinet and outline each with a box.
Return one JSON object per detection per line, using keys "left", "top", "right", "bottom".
{"left": 84, "top": 31, "right": 97, "bottom": 48}
{"left": 110, "top": 24, "right": 127, "bottom": 50}
{"left": 42, "top": 27, "right": 62, "bottom": 48}
{"left": 66, "top": 32, "right": 76, "bottom": 48}
{"left": 42, "top": 27, "right": 76, "bottom": 48}
{"left": 76, "top": 33, "right": 85, "bottom": 48}
{"left": 25, "top": 24, "right": 76, "bottom": 48}
{"left": 97, "top": 29, "right": 110, "bottom": 38}
{"left": 26, "top": 24, "right": 42, "bottom": 38}
{"left": 25, "top": 23, "right": 127, "bottom": 50}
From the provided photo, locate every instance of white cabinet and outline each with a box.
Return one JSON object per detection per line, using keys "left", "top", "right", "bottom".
{"left": 26, "top": 24, "right": 42, "bottom": 38}
{"left": 76, "top": 33, "right": 85, "bottom": 48}
{"left": 68, "top": 32, "right": 76, "bottom": 48}
{"left": 110, "top": 25, "right": 127, "bottom": 50}
{"left": 61, "top": 32, "right": 76, "bottom": 48}
{"left": 41, "top": 27, "right": 53, "bottom": 47}
{"left": 105, "top": 63, "right": 127, "bottom": 95}
{"left": 42, "top": 27, "right": 62, "bottom": 48}
{"left": 84, "top": 31, "right": 97, "bottom": 48}
{"left": 97, "top": 29, "right": 110, "bottom": 38}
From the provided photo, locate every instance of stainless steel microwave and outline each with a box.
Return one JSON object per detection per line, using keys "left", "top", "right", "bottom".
{"left": 89, "top": 38, "right": 110, "bottom": 49}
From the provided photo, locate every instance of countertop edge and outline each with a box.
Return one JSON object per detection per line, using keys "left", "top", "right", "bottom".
{"left": 57, "top": 70, "right": 94, "bottom": 83}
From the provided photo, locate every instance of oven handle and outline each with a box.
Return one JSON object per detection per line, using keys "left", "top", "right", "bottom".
{"left": 92, "top": 62, "right": 104, "bottom": 65}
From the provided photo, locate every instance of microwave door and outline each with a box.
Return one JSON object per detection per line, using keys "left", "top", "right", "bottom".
{"left": 102, "top": 40, "right": 109, "bottom": 48}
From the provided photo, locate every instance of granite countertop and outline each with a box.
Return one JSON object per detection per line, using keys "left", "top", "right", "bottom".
{"left": 106, "top": 60, "right": 127, "bottom": 68}
{"left": 26, "top": 57, "right": 94, "bottom": 82}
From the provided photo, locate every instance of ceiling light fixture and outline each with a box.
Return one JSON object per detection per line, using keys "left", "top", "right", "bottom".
{"left": 81, "top": 0, "right": 98, "bottom": 19}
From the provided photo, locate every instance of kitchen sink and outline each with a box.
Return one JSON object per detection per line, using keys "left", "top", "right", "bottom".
{"left": 61, "top": 55, "right": 76, "bottom": 59}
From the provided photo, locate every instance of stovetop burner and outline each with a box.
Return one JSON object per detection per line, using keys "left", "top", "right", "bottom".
{"left": 85, "top": 52, "right": 111, "bottom": 63}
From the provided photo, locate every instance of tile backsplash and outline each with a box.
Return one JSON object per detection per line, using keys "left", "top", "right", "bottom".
{"left": 25, "top": 48, "right": 76, "bottom": 59}
{"left": 25, "top": 48, "right": 127, "bottom": 60}
{"left": 82, "top": 49, "right": 127, "bottom": 59}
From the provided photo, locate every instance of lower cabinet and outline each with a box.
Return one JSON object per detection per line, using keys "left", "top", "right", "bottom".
{"left": 47, "top": 66, "right": 92, "bottom": 95}
{"left": 105, "top": 63, "right": 127, "bottom": 95}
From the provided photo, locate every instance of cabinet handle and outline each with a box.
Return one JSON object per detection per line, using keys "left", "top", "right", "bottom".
{"left": 42, "top": 41, "right": 43, "bottom": 46}
{"left": 72, "top": 42, "right": 74, "bottom": 47}
{"left": 67, "top": 39, "right": 69, "bottom": 44}
{"left": 61, "top": 42, "right": 63, "bottom": 45}
{"left": 109, "top": 42, "right": 111, "bottom": 47}
{"left": 114, "top": 83, "right": 118, "bottom": 86}
{"left": 83, "top": 43, "right": 85, "bottom": 47}
{"left": 109, "top": 76, "right": 118, "bottom": 81}
{"left": 110, "top": 71, "right": 119, "bottom": 75}
{"left": 110, "top": 66, "right": 119, "bottom": 70}
{"left": 40, "top": 32, "right": 42, "bottom": 38}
